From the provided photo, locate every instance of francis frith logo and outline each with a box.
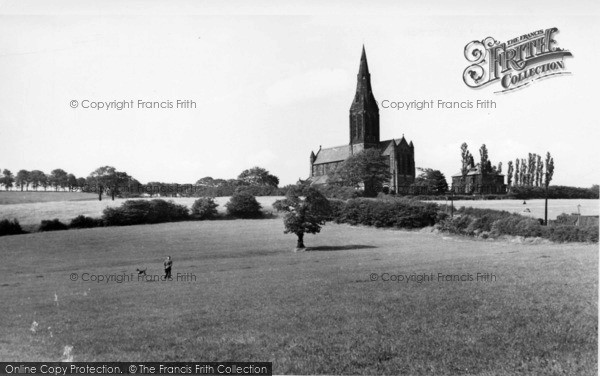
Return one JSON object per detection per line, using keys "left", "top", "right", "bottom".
{"left": 463, "top": 27, "right": 573, "bottom": 93}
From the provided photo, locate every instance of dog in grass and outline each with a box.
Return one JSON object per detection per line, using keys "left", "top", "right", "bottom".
{"left": 136, "top": 268, "right": 147, "bottom": 277}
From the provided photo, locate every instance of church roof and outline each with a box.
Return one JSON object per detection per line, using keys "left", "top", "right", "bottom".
{"left": 313, "top": 139, "right": 409, "bottom": 165}
{"left": 312, "top": 145, "right": 350, "bottom": 165}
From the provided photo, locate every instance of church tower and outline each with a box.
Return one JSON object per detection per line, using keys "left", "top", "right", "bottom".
{"left": 349, "top": 45, "right": 380, "bottom": 150}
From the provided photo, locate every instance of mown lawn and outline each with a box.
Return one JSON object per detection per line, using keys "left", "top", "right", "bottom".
{"left": 0, "top": 219, "right": 597, "bottom": 375}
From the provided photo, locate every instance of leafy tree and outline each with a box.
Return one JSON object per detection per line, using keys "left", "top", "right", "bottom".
{"left": 29, "top": 170, "right": 45, "bottom": 191}
{"left": 49, "top": 169, "right": 68, "bottom": 191}
{"left": 76, "top": 177, "right": 87, "bottom": 191}
{"left": 191, "top": 197, "right": 219, "bottom": 220}
{"left": 1, "top": 169, "right": 15, "bottom": 191}
{"left": 66, "top": 174, "right": 78, "bottom": 191}
{"left": 237, "top": 167, "right": 279, "bottom": 187}
{"left": 15, "top": 170, "right": 30, "bottom": 191}
{"left": 273, "top": 186, "right": 331, "bottom": 249}
{"left": 413, "top": 168, "right": 448, "bottom": 194}
{"left": 496, "top": 162, "right": 502, "bottom": 174}
{"left": 89, "top": 166, "right": 132, "bottom": 201}
{"left": 332, "top": 148, "right": 391, "bottom": 196}
{"left": 514, "top": 159, "right": 520, "bottom": 186}
{"left": 225, "top": 192, "right": 262, "bottom": 218}
{"left": 196, "top": 176, "right": 216, "bottom": 187}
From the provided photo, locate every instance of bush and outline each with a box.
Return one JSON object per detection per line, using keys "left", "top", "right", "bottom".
{"left": 327, "top": 199, "right": 346, "bottom": 221}
{"left": 225, "top": 192, "right": 262, "bottom": 218}
{"left": 102, "top": 199, "right": 189, "bottom": 226}
{"left": 315, "top": 185, "right": 363, "bottom": 200}
{"left": 336, "top": 198, "right": 438, "bottom": 229}
{"left": 436, "top": 206, "right": 598, "bottom": 243}
{"left": 0, "top": 219, "right": 23, "bottom": 236}
{"left": 545, "top": 224, "right": 599, "bottom": 243}
{"left": 191, "top": 197, "right": 219, "bottom": 220}
{"left": 69, "top": 215, "right": 103, "bottom": 229}
{"left": 39, "top": 218, "right": 68, "bottom": 232}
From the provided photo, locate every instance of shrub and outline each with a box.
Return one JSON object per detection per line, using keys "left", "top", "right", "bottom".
{"left": 0, "top": 219, "right": 23, "bottom": 236}
{"left": 315, "top": 185, "right": 363, "bottom": 200}
{"left": 546, "top": 224, "right": 599, "bottom": 243}
{"left": 191, "top": 197, "right": 219, "bottom": 220}
{"left": 102, "top": 199, "right": 189, "bottom": 226}
{"left": 336, "top": 198, "right": 438, "bottom": 229}
{"left": 69, "top": 215, "right": 103, "bottom": 229}
{"left": 39, "top": 218, "right": 68, "bottom": 232}
{"left": 225, "top": 192, "right": 262, "bottom": 218}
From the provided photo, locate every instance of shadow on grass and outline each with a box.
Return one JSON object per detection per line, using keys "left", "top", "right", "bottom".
{"left": 306, "top": 245, "right": 377, "bottom": 251}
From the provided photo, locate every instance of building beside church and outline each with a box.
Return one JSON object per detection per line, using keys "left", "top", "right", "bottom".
{"left": 307, "top": 46, "right": 415, "bottom": 193}
{"left": 451, "top": 165, "right": 506, "bottom": 194}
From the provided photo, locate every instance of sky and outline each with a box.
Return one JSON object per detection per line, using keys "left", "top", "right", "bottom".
{"left": 0, "top": 0, "right": 598, "bottom": 187}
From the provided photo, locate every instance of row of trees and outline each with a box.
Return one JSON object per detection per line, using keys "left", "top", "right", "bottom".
{"left": 506, "top": 152, "right": 554, "bottom": 189}
{"left": 0, "top": 168, "right": 88, "bottom": 192}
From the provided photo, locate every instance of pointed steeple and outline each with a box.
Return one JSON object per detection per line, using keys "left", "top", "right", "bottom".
{"left": 350, "top": 45, "right": 380, "bottom": 146}
{"left": 358, "top": 45, "right": 370, "bottom": 77}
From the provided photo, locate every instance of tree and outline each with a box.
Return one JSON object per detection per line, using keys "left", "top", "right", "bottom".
{"left": 479, "top": 144, "right": 490, "bottom": 174}
{"left": 496, "top": 162, "right": 502, "bottom": 174}
{"left": 413, "top": 168, "right": 448, "bottom": 195}
{"left": 237, "top": 167, "right": 279, "bottom": 187}
{"left": 15, "top": 170, "right": 30, "bottom": 191}
{"left": 332, "top": 148, "right": 391, "bottom": 196}
{"left": 506, "top": 161, "right": 514, "bottom": 189}
{"left": 535, "top": 154, "right": 543, "bottom": 187}
{"left": 460, "top": 143, "right": 473, "bottom": 191}
{"left": 514, "top": 159, "right": 520, "bottom": 186}
{"left": 49, "top": 169, "right": 68, "bottom": 191}
{"left": 273, "top": 186, "right": 331, "bottom": 249}
{"left": 66, "top": 174, "right": 78, "bottom": 191}
{"left": 29, "top": 170, "right": 45, "bottom": 191}
{"left": 544, "top": 152, "right": 555, "bottom": 225}
{"left": 88, "top": 166, "right": 131, "bottom": 201}
{"left": 1, "top": 169, "right": 14, "bottom": 191}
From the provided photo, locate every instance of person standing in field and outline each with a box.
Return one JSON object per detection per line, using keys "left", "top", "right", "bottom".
{"left": 164, "top": 256, "right": 173, "bottom": 280}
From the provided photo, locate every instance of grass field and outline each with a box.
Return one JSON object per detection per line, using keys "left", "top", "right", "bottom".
{"left": 0, "top": 219, "right": 596, "bottom": 374}
{"left": 0, "top": 191, "right": 98, "bottom": 205}
{"left": 0, "top": 196, "right": 283, "bottom": 228}
{"left": 0, "top": 192, "right": 597, "bottom": 229}
{"left": 432, "top": 199, "right": 599, "bottom": 221}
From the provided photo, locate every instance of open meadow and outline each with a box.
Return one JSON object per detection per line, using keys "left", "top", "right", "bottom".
{"left": 0, "top": 195, "right": 283, "bottom": 229}
{"left": 0, "top": 218, "right": 597, "bottom": 374}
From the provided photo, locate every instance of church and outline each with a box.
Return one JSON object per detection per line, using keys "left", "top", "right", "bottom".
{"left": 307, "top": 46, "right": 416, "bottom": 193}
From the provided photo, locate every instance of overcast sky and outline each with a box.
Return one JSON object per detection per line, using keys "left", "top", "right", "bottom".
{"left": 0, "top": 0, "right": 598, "bottom": 187}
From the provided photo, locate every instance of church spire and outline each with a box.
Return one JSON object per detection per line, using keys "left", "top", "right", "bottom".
{"left": 349, "top": 45, "right": 380, "bottom": 146}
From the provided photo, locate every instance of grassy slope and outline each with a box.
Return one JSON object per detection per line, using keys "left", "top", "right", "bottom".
{"left": 0, "top": 220, "right": 597, "bottom": 375}
{"left": 0, "top": 191, "right": 98, "bottom": 205}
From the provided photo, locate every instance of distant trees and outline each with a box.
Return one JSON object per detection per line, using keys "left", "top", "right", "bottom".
{"left": 1, "top": 169, "right": 14, "bottom": 191}
{"left": 88, "top": 166, "right": 133, "bottom": 201}
{"left": 237, "top": 167, "right": 279, "bottom": 187}
{"left": 49, "top": 169, "right": 68, "bottom": 191}
{"left": 505, "top": 152, "right": 553, "bottom": 189}
{"left": 413, "top": 168, "right": 448, "bottom": 194}
{"left": 331, "top": 148, "right": 391, "bottom": 196}
{"left": 15, "top": 170, "right": 30, "bottom": 191}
